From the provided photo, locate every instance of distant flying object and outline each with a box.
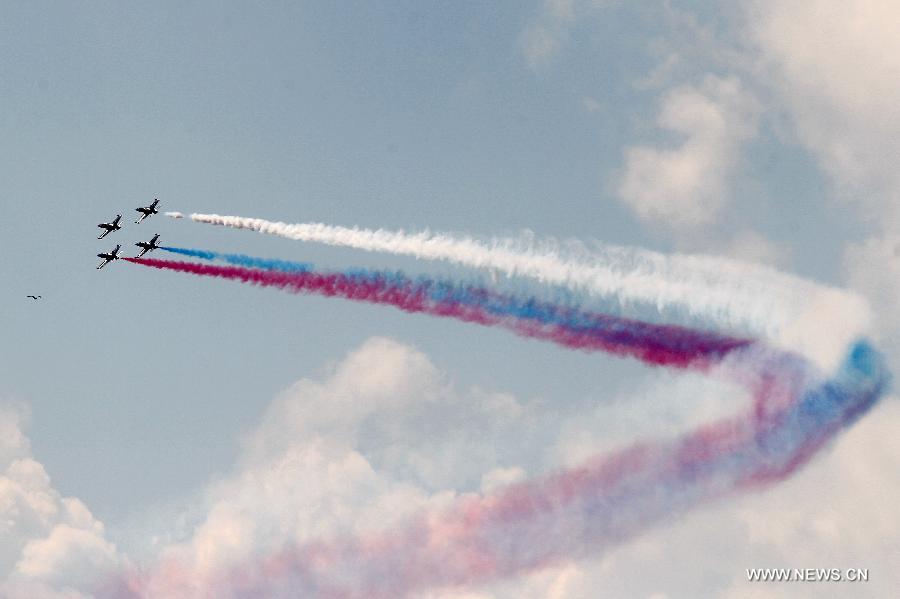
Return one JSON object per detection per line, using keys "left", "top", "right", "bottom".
{"left": 97, "top": 215, "right": 123, "bottom": 239}
{"left": 135, "top": 199, "right": 160, "bottom": 223}
{"left": 96, "top": 245, "right": 122, "bottom": 270}
{"left": 26, "top": 295, "right": 42, "bottom": 300}
{"left": 135, "top": 234, "right": 161, "bottom": 257}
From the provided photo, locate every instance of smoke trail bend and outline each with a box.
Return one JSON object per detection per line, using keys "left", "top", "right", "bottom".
{"left": 118, "top": 251, "right": 890, "bottom": 597}
{"left": 173, "top": 212, "right": 870, "bottom": 367}
{"left": 175, "top": 344, "right": 885, "bottom": 599}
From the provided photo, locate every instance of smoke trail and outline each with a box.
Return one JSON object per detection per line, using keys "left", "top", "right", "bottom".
{"left": 117, "top": 339, "right": 888, "bottom": 598}
{"left": 114, "top": 252, "right": 890, "bottom": 598}
{"left": 162, "top": 245, "right": 748, "bottom": 363}
{"left": 164, "top": 211, "right": 184, "bottom": 219}
{"left": 124, "top": 256, "right": 750, "bottom": 368}
{"left": 174, "top": 212, "right": 871, "bottom": 368}
{"left": 161, "top": 246, "right": 312, "bottom": 272}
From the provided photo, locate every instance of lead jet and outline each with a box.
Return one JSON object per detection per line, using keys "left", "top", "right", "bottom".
{"left": 97, "top": 215, "right": 123, "bottom": 239}
{"left": 134, "top": 199, "right": 160, "bottom": 224}
{"left": 96, "top": 245, "right": 122, "bottom": 270}
{"left": 135, "top": 234, "right": 161, "bottom": 257}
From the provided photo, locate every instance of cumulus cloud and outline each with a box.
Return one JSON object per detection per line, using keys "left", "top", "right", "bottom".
{"left": 617, "top": 74, "right": 760, "bottom": 230}
{"left": 123, "top": 335, "right": 895, "bottom": 598}
{"left": 6, "top": 332, "right": 896, "bottom": 597}
{"left": 132, "top": 338, "right": 563, "bottom": 597}
{"left": 126, "top": 337, "right": 752, "bottom": 596}
{"left": 0, "top": 406, "right": 123, "bottom": 598}
{"left": 750, "top": 0, "right": 900, "bottom": 221}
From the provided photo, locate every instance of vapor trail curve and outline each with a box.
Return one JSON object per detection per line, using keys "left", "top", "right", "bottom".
{"left": 116, "top": 252, "right": 889, "bottom": 597}
{"left": 183, "top": 344, "right": 885, "bottom": 599}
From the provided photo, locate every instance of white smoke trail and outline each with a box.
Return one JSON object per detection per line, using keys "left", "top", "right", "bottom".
{"left": 164, "top": 211, "right": 184, "bottom": 219}
{"left": 176, "top": 212, "right": 871, "bottom": 371}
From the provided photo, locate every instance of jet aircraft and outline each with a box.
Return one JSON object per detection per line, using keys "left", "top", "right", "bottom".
{"left": 135, "top": 199, "right": 160, "bottom": 223}
{"left": 135, "top": 234, "right": 161, "bottom": 257}
{"left": 97, "top": 245, "right": 122, "bottom": 270}
{"left": 97, "top": 215, "right": 123, "bottom": 239}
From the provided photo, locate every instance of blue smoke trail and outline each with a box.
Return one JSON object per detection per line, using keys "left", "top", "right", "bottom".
{"left": 161, "top": 246, "right": 312, "bottom": 273}
{"left": 159, "top": 246, "right": 752, "bottom": 364}
{"left": 123, "top": 249, "right": 890, "bottom": 598}
{"left": 163, "top": 246, "right": 589, "bottom": 324}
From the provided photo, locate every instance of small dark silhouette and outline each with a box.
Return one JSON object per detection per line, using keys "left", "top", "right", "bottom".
{"left": 27, "top": 295, "right": 42, "bottom": 300}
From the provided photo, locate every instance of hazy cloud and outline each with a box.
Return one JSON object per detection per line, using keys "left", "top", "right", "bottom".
{"left": 617, "top": 75, "right": 759, "bottom": 230}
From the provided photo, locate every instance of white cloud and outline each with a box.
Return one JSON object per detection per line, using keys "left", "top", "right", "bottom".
{"left": 617, "top": 74, "right": 760, "bottom": 229}
{"left": 131, "top": 336, "right": 895, "bottom": 598}
{"left": 133, "top": 338, "right": 553, "bottom": 597}
{"left": 750, "top": 0, "right": 900, "bottom": 222}
{"left": 0, "top": 407, "right": 123, "bottom": 598}
{"left": 131, "top": 337, "right": 756, "bottom": 597}
{"left": 479, "top": 467, "right": 526, "bottom": 494}
{"left": 15, "top": 525, "right": 120, "bottom": 589}
{"left": 8, "top": 333, "right": 897, "bottom": 598}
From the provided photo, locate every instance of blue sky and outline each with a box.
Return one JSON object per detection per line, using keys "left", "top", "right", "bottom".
{"left": 2, "top": 2, "right": 899, "bottom": 597}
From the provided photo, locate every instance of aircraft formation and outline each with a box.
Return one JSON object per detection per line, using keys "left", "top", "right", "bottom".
{"left": 97, "top": 199, "right": 163, "bottom": 269}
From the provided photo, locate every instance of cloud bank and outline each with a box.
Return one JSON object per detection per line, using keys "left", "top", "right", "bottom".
{"left": 4, "top": 329, "right": 897, "bottom": 597}
{"left": 0, "top": 405, "right": 124, "bottom": 599}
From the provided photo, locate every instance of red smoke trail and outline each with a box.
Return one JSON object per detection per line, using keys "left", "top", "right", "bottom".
{"left": 114, "top": 344, "right": 886, "bottom": 599}
{"left": 111, "top": 257, "right": 887, "bottom": 598}
{"left": 123, "top": 257, "right": 749, "bottom": 369}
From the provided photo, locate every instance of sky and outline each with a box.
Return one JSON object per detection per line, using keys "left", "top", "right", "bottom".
{"left": 1, "top": 1, "right": 899, "bottom": 597}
